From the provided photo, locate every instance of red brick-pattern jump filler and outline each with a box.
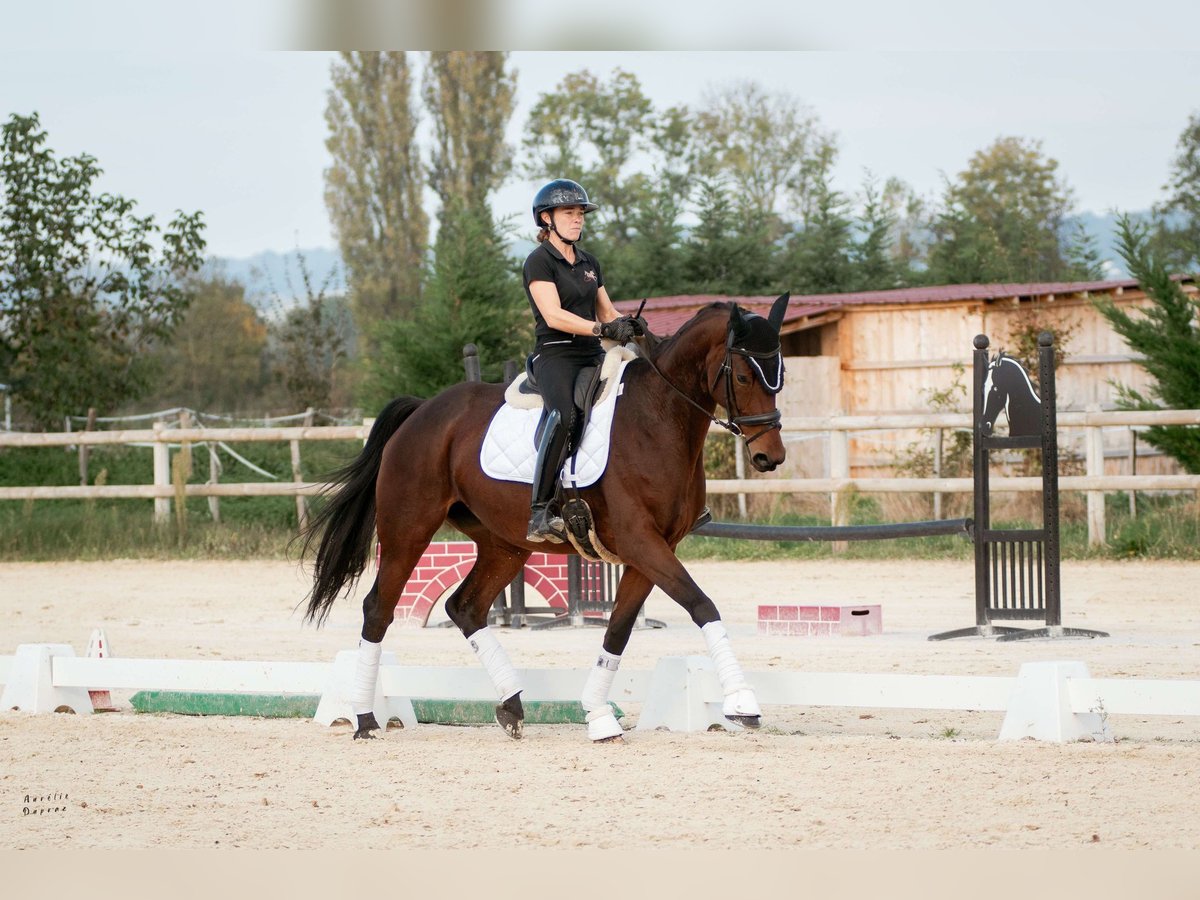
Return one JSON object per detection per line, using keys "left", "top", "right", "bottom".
{"left": 757, "top": 604, "right": 882, "bottom": 636}
{"left": 384, "top": 541, "right": 571, "bottom": 626}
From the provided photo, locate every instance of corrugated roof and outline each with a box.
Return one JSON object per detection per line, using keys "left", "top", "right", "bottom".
{"left": 613, "top": 279, "right": 1154, "bottom": 336}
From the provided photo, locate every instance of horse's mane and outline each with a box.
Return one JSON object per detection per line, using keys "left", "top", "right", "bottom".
{"left": 646, "top": 303, "right": 731, "bottom": 360}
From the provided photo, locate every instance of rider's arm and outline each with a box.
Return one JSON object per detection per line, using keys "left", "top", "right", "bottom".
{"left": 529, "top": 281, "right": 599, "bottom": 336}
{"left": 595, "top": 286, "right": 621, "bottom": 325}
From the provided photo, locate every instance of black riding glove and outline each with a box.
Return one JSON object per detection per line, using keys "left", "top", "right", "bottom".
{"left": 599, "top": 316, "right": 638, "bottom": 343}
{"left": 630, "top": 315, "right": 649, "bottom": 336}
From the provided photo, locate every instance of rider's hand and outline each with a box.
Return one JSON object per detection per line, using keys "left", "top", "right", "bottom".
{"left": 599, "top": 316, "right": 638, "bottom": 344}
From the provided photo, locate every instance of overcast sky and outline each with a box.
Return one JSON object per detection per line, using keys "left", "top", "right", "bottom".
{"left": 3, "top": 7, "right": 1200, "bottom": 259}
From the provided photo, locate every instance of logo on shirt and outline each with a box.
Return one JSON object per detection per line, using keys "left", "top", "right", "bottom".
{"left": 583, "top": 269, "right": 597, "bottom": 282}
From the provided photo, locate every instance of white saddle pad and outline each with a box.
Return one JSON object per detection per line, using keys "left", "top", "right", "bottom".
{"left": 480, "top": 360, "right": 631, "bottom": 489}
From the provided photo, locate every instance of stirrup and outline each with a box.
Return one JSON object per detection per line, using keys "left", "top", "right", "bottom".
{"left": 527, "top": 506, "right": 566, "bottom": 543}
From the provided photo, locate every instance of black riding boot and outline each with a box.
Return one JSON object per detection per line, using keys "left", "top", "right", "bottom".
{"left": 527, "top": 410, "right": 571, "bottom": 543}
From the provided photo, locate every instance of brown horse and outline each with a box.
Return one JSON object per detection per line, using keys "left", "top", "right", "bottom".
{"left": 303, "top": 294, "right": 790, "bottom": 741}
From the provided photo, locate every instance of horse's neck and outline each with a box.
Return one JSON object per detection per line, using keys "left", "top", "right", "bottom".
{"left": 1002, "top": 359, "right": 1039, "bottom": 404}
{"left": 649, "top": 319, "right": 722, "bottom": 411}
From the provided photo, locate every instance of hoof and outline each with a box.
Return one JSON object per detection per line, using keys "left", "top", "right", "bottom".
{"left": 594, "top": 734, "right": 625, "bottom": 744}
{"left": 495, "top": 693, "right": 525, "bottom": 740}
{"left": 496, "top": 708, "right": 523, "bottom": 740}
{"left": 353, "top": 711, "right": 381, "bottom": 740}
{"left": 726, "top": 715, "right": 761, "bottom": 730}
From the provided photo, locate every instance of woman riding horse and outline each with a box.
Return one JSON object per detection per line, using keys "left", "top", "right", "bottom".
{"left": 522, "top": 178, "right": 643, "bottom": 543}
{"left": 303, "top": 271, "right": 790, "bottom": 743}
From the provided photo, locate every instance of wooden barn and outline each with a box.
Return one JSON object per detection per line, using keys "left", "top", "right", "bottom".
{"left": 614, "top": 278, "right": 1198, "bottom": 487}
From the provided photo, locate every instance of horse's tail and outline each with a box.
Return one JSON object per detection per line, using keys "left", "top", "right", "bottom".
{"left": 301, "top": 396, "right": 424, "bottom": 626}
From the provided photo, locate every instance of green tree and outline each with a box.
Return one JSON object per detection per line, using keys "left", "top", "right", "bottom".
{"left": 423, "top": 51, "right": 516, "bottom": 223}
{"left": 616, "top": 104, "right": 696, "bottom": 298}
{"left": 324, "top": 52, "right": 427, "bottom": 340}
{"left": 694, "top": 81, "right": 835, "bottom": 242}
{"left": 850, "top": 174, "right": 902, "bottom": 291}
{"left": 927, "top": 137, "right": 1077, "bottom": 284}
{"left": 0, "top": 113, "right": 205, "bottom": 428}
{"left": 270, "top": 252, "right": 350, "bottom": 412}
{"left": 148, "top": 269, "right": 268, "bottom": 411}
{"left": 680, "top": 177, "right": 776, "bottom": 295}
{"left": 1094, "top": 214, "right": 1200, "bottom": 473}
{"left": 359, "top": 202, "right": 528, "bottom": 409}
{"left": 523, "top": 69, "right": 656, "bottom": 256}
{"left": 1064, "top": 220, "right": 1107, "bottom": 281}
{"left": 1151, "top": 111, "right": 1200, "bottom": 271}
{"left": 780, "top": 172, "right": 856, "bottom": 295}
{"left": 882, "top": 177, "right": 932, "bottom": 280}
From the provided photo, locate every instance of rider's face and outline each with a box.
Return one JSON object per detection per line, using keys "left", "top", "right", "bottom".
{"left": 548, "top": 205, "right": 585, "bottom": 240}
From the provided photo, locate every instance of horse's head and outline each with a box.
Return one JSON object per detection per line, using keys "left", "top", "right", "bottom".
{"left": 716, "top": 293, "right": 790, "bottom": 472}
{"left": 982, "top": 352, "right": 1041, "bottom": 437}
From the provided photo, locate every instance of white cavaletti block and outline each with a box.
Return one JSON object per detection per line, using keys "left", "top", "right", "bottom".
{"left": 1, "top": 644, "right": 94, "bottom": 715}
{"left": 635, "top": 655, "right": 746, "bottom": 733}
{"left": 999, "top": 660, "right": 1112, "bottom": 743}
{"left": 314, "top": 649, "right": 416, "bottom": 731}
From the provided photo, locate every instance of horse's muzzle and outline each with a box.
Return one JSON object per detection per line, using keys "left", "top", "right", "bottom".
{"left": 750, "top": 451, "right": 783, "bottom": 473}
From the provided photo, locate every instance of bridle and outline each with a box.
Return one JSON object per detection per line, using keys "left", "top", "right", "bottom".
{"left": 643, "top": 322, "right": 785, "bottom": 448}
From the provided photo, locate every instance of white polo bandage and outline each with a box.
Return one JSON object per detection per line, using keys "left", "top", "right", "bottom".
{"left": 580, "top": 649, "right": 621, "bottom": 712}
{"left": 351, "top": 638, "right": 383, "bottom": 715}
{"left": 702, "top": 621, "right": 761, "bottom": 718}
{"left": 468, "top": 627, "right": 522, "bottom": 701}
{"left": 701, "top": 620, "right": 750, "bottom": 694}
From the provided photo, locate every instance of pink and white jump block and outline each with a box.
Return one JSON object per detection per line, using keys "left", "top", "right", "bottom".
{"left": 757, "top": 604, "right": 882, "bottom": 637}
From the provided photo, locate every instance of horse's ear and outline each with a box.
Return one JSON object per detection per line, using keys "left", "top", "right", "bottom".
{"left": 767, "top": 293, "right": 790, "bottom": 334}
{"left": 729, "top": 303, "right": 746, "bottom": 328}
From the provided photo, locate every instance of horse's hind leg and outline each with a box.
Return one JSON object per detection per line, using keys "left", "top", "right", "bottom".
{"left": 351, "top": 516, "right": 444, "bottom": 740}
{"left": 442, "top": 534, "right": 531, "bottom": 739}
{"left": 576, "top": 565, "right": 656, "bottom": 742}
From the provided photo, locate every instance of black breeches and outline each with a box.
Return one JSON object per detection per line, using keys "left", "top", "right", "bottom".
{"left": 531, "top": 344, "right": 604, "bottom": 445}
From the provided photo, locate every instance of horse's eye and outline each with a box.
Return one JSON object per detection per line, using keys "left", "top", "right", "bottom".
{"left": 736, "top": 374, "right": 750, "bottom": 385}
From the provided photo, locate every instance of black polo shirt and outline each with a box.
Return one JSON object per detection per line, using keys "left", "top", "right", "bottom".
{"left": 522, "top": 241, "right": 605, "bottom": 347}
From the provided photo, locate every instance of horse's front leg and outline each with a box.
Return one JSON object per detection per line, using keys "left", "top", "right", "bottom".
{"left": 444, "top": 539, "right": 531, "bottom": 739}
{"left": 579, "top": 566, "right": 656, "bottom": 742}
{"left": 617, "top": 530, "right": 761, "bottom": 729}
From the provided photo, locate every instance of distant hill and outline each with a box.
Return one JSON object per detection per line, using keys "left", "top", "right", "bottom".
{"left": 207, "top": 248, "right": 346, "bottom": 309}
{"left": 209, "top": 241, "right": 534, "bottom": 310}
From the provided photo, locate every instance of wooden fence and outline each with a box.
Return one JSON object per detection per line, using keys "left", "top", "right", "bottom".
{"left": 2, "top": 409, "right": 1198, "bottom": 546}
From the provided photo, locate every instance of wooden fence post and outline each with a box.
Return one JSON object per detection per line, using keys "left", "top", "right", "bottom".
{"left": 78, "top": 407, "right": 96, "bottom": 486}
{"left": 933, "top": 426, "right": 944, "bottom": 520}
{"left": 207, "top": 444, "right": 221, "bottom": 523}
{"left": 152, "top": 420, "right": 170, "bottom": 525}
{"left": 734, "top": 437, "right": 748, "bottom": 520}
{"left": 291, "top": 407, "right": 313, "bottom": 530}
{"left": 830, "top": 422, "right": 849, "bottom": 554}
{"left": 1128, "top": 427, "right": 1138, "bottom": 520}
{"left": 1085, "top": 405, "right": 1106, "bottom": 547}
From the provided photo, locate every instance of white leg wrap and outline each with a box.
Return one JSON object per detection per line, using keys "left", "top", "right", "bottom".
{"left": 701, "top": 621, "right": 761, "bottom": 718}
{"left": 351, "top": 638, "right": 382, "bottom": 716}
{"left": 468, "top": 627, "right": 522, "bottom": 701}
{"left": 581, "top": 650, "right": 623, "bottom": 741}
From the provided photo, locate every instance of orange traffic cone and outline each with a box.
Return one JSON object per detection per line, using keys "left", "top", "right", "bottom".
{"left": 86, "top": 628, "right": 117, "bottom": 712}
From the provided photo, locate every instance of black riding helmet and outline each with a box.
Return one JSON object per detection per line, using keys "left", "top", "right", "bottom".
{"left": 532, "top": 179, "right": 599, "bottom": 229}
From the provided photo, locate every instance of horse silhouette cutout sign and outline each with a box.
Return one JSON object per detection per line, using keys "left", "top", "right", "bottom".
{"left": 981, "top": 352, "right": 1042, "bottom": 438}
